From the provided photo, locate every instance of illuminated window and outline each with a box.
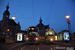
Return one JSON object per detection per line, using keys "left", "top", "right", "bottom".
{"left": 32, "top": 28, "right": 34, "bottom": 30}
{"left": 6, "top": 15, "right": 8, "bottom": 17}
{"left": 49, "top": 32, "right": 52, "bottom": 35}
{"left": 55, "top": 36, "right": 57, "bottom": 40}
{"left": 7, "top": 29, "right": 9, "bottom": 31}
{"left": 50, "top": 32, "right": 52, "bottom": 35}
{"left": 15, "top": 34, "right": 17, "bottom": 35}
{"left": 24, "top": 35, "right": 26, "bottom": 37}
{"left": 45, "top": 32, "right": 48, "bottom": 36}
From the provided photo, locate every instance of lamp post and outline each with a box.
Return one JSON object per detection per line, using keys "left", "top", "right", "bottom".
{"left": 7, "top": 29, "right": 10, "bottom": 38}
{"left": 66, "top": 15, "right": 71, "bottom": 43}
{"left": 12, "top": 16, "right": 16, "bottom": 40}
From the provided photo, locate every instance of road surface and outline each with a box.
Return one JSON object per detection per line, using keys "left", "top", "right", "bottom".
{"left": 11, "top": 43, "right": 74, "bottom": 50}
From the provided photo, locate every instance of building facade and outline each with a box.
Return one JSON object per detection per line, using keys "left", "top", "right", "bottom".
{"left": 36, "top": 17, "right": 50, "bottom": 37}
{"left": 0, "top": 4, "right": 21, "bottom": 40}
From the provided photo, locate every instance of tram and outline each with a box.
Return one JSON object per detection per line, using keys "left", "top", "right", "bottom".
{"left": 26, "top": 26, "right": 40, "bottom": 44}
{"left": 45, "top": 29, "right": 55, "bottom": 43}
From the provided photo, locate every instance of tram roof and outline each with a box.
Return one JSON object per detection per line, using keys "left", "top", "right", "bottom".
{"left": 28, "top": 26, "right": 38, "bottom": 28}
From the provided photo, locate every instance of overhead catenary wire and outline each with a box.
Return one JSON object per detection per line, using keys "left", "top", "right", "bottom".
{"left": 32, "top": 0, "right": 34, "bottom": 19}
{"left": 46, "top": 0, "right": 54, "bottom": 28}
{"left": 48, "top": 0, "right": 54, "bottom": 19}
{"left": 47, "top": 0, "right": 54, "bottom": 22}
{"left": 32, "top": 0, "right": 36, "bottom": 25}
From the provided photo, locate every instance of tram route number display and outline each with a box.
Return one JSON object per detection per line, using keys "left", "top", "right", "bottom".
{"left": 17, "top": 33, "right": 23, "bottom": 41}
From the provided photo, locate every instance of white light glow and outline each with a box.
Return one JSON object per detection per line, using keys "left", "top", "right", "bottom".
{"left": 66, "top": 15, "right": 70, "bottom": 19}
{"left": 50, "top": 38, "right": 53, "bottom": 41}
{"left": 12, "top": 17, "right": 16, "bottom": 20}
{"left": 17, "top": 33, "right": 23, "bottom": 41}
{"left": 26, "top": 37, "right": 29, "bottom": 40}
{"left": 35, "top": 37, "right": 38, "bottom": 40}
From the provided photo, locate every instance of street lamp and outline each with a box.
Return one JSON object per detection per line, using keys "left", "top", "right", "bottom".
{"left": 66, "top": 15, "right": 71, "bottom": 32}
{"left": 12, "top": 16, "right": 16, "bottom": 20}
{"left": 66, "top": 15, "right": 71, "bottom": 43}
{"left": 66, "top": 15, "right": 70, "bottom": 19}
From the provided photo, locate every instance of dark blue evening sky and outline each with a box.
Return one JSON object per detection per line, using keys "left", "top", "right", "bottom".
{"left": 0, "top": 0, "right": 75, "bottom": 33}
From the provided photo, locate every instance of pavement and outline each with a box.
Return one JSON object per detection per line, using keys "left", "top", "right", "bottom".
{"left": 58, "top": 43, "right": 75, "bottom": 47}
{"left": 57, "top": 41, "right": 75, "bottom": 47}
{"left": 0, "top": 42, "right": 25, "bottom": 50}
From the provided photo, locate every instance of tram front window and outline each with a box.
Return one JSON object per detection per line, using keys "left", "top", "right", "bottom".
{"left": 29, "top": 30, "right": 37, "bottom": 32}
{"left": 32, "top": 33, "right": 37, "bottom": 37}
{"left": 28, "top": 34, "right": 31, "bottom": 37}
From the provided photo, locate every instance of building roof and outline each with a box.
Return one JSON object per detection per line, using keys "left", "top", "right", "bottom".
{"left": 3, "top": 10, "right": 10, "bottom": 15}
{"left": 8, "top": 19, "right": 17, "bottom": 26}
{"left": 3, "top": 3, "right": 10, "bottom": 15}
{"left": 44, "top": 25, "right": 49, "bottom": 29}
{"left": 61, "top": 30, "right": 69, "bottom": 32}
{"left": 36, "top": 18, "right": 50, "bottom": 30}
{"left": 58, "top": 30, "right": 69, "bottom": 34}
{"left": 37, "top": 17, "right": 44, "bottom": 27}
{"left": 28, "top": 26, "right": 37, "bottom": 28}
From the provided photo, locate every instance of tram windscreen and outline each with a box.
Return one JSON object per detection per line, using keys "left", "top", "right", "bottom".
{"left": 28, "top": 33, "right": 37, "bottom": 37}
{"left": 28, "top": 27, "right": 38, "bottom": 32}
{"left": 32, "top": 33, "right": 37, "bottom": 37}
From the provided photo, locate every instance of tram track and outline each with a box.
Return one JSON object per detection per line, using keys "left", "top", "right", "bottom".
{"left": 10, "top": 44, "right": 26, "bottom": 50}
{"left": 10, "top": 43, "right": 39, "bottom": 50}
{"left": 10, "top": 43, "right": 72, "bottom": 50}
{"left": 21, "top": 44, "right": 40, "bottom": 50}
{"left": 21, "top": 44, "right": 28, "bottom": 50}
{"left": 45, "top": 43, "right": 73, "bottom": 50}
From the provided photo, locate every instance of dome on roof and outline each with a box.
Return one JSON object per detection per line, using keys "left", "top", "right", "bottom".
{"left": 3, "top": 10, "right": 10, "bottom": 15}
{"left": 37, "top": 23, "right": 44, "bottom": 26}
{"left": 3, "top": 3, "right": 10, "bottom": 15}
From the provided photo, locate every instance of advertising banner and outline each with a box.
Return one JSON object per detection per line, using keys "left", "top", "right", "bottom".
{"left": 17, "top": 33, "right": 23, "bottom": 41}
{"left": 63, "top": 32, "right": 70, "bottom": 41}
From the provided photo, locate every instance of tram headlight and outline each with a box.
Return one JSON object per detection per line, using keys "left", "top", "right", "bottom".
{"left": 35, "top": 37, "right": 38, "bottom": 40}
{"left": 26, "top": 37, "right": 29, "bottom": 40}
{"left": 50, "top": 38, "right": 53, "bottom": 41}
